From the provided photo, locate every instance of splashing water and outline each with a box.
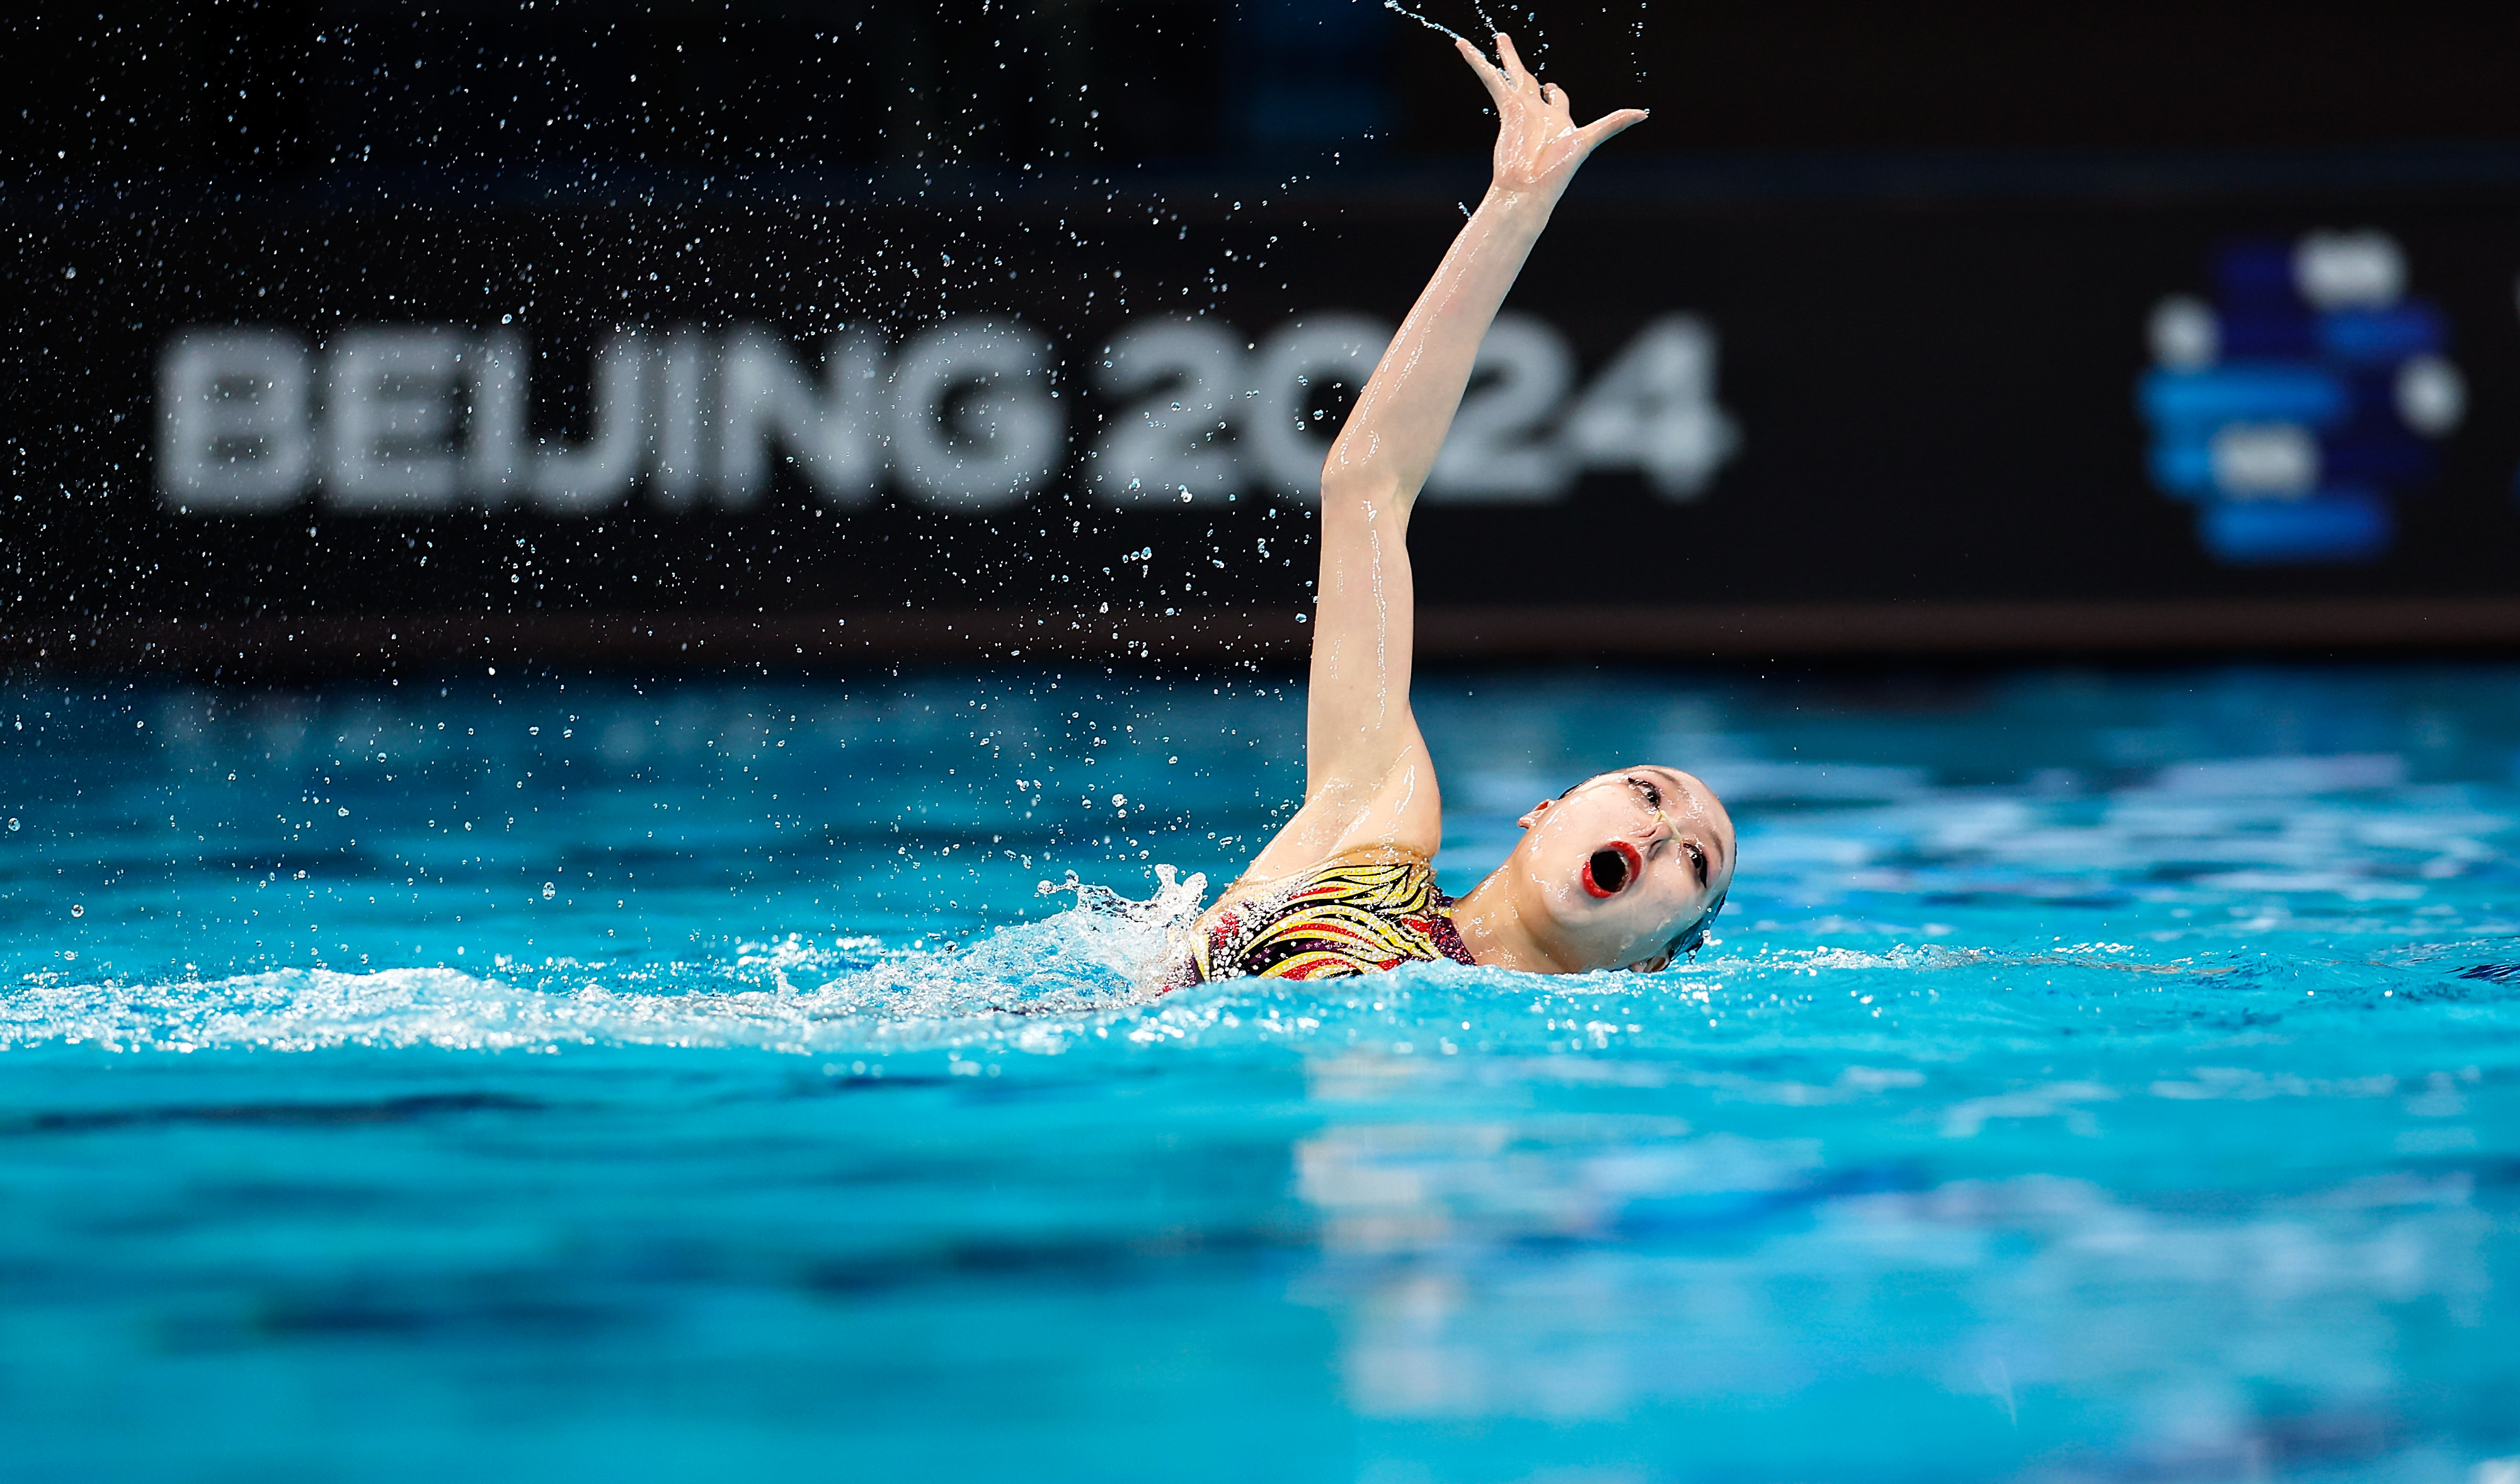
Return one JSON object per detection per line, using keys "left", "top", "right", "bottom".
{"left": 1384, "top": 0, "right": 1479, "bottom": 49}
{"left": 3, "top": 867, "right": 1211, "bottom": 1058}
{"left": 1383, "top": 1, "right": 1564, "bottom": 96}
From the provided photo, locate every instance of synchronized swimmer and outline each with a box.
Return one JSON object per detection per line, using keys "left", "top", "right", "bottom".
{"left": 1157, "top": 33, "right": 1734, "bottom": 991}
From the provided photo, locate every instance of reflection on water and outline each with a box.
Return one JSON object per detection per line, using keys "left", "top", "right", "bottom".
{"left": 1299, "top": 1089, "right": 2490, "bottom": 1446}
{"left": 2, "top": 665, "right": 2518, "bottom": 1480}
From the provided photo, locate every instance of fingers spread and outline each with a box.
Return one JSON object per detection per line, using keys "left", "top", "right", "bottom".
{"left": 1494, "top": 31, "right": 1529, "bottom": 86}
{"left": 1455, "top": 36, "right": 1511, "bottom": 106}
{"left": 1577, "top": 108, "right": 1651, "bottom": 148}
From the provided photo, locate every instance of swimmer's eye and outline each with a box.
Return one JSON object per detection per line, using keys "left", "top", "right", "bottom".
{"left": 1627, "top": 774, "right": 1663, "bottom": 810}
{"left": 1685, "top": 840, "right": 1708, "bottom": 887}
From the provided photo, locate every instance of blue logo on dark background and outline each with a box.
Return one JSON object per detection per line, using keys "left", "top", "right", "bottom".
{"left": 2138, "top": 230, "right": 2466, "bottom": 564}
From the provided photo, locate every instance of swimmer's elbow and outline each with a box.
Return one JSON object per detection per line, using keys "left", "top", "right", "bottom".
{"left": 1317, "top": 465, "right": 1414, "bottom": 518}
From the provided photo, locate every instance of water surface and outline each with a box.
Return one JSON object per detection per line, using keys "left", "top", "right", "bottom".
{"left": 4, "top": 665, "right": 2516, "bottom": 1481}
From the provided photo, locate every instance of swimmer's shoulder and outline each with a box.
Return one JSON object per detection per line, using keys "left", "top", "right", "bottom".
{"left": 1205, "top": 843, "right": 1436, "bottom": 918}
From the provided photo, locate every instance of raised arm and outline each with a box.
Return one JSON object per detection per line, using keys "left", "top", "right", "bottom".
{"left": 1241, "top": 34, "right": 1646, "bottom": 881}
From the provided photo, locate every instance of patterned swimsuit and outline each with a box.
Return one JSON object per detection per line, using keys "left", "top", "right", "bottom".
{"left": 1157, "top": 850, "right": 1479, "bottom": 991}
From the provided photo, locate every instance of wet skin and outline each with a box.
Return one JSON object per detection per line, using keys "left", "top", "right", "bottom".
{"left": 1452, "top": 767, "right": 1736, "bottom": 974}
{"left": 1208, "top": 33, "right": 1723, "bottom": 978}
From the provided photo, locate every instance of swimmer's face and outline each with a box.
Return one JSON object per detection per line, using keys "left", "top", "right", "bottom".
{"left": 1510, "top": 766, "right": 1734, "bottom": 971}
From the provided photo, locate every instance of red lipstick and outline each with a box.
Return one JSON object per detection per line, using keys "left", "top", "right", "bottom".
{"left": 1581, "top": 840, "right": 1643, "bottom": 898}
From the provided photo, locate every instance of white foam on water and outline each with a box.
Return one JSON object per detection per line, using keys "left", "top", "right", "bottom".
{"left": 0, "top": 867, "right": 1213, "bottom": 1056}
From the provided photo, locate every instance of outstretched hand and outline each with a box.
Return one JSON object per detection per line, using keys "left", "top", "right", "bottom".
{"left": 1263, "top": 38, "right": 1636, "bottom": 881}
{"left": 1457, "top": 31, "right": 1647, "bottom": 202}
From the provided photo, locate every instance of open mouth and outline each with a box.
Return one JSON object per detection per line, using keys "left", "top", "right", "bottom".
{"left": 1581, "top": 841, "right": 1643, "bottom": 899}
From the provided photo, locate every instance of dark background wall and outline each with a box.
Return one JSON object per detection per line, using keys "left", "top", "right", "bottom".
{"left": 8, "top": 3, "right": 2520, "bottom": 672}
{"left": 16, "top": 2, "right": 2520, "bottom": 176}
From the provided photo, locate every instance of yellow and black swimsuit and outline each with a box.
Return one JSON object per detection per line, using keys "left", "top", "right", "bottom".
{"left": 1157, "top": 848, "right": 1478, "bottom": 991}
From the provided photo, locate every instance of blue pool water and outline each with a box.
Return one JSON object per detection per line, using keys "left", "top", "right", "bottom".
{"left": 4, "top": 665, "right": 2517, "bottom": 1481}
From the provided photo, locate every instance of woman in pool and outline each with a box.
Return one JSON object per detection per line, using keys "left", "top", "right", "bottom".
{"left": 1159, "top": 33, "right": 1734, "bottom": 990}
